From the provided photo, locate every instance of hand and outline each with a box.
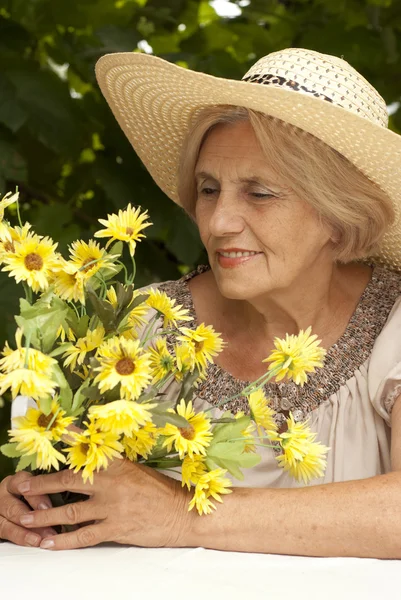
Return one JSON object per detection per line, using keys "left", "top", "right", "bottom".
{"left": 16, "top": 458, "right": 194, "bottom": 551}
{"left": 0, "top": 471, "right": 57, "bottom": 547}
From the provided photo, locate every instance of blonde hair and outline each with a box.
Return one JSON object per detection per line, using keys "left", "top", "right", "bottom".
{"left": 177, "top": 105, "right": 395, "bottom": 263}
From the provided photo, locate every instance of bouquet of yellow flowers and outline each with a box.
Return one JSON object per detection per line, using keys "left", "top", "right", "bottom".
{"left": 0, "top": 190, "right": 330, "bottom": 516}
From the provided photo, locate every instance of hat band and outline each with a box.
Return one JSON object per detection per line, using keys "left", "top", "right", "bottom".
{"left": 242, "top": 73, "right": 334, "bottom": 105}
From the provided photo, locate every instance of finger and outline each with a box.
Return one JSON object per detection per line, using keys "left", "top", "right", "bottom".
{"left": 15, "top": 468, "right": 94, "bottom": 497}
{"left": 0, "top": 515, "right": 41, "bottom": 547}
{"left": 19, "top": 500, "right": 104, "bottom": 529}
{"left": 6, "top": 471, "right": 53, "bottom": 510}
{"left": 40, "top": 524, "right": 109, "bottom": 551}
{"left": 3, "top": 474, "right": 57, "bottom": 538}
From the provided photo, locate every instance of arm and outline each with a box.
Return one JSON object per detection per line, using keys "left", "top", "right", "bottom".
{"left": 182, "top": 394, "right": 401, "bottom": 559}
{"left": 183, "top": 472, "right": 401, "bottom": 559}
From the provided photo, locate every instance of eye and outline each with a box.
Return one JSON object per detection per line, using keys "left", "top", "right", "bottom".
{"left": 199, "top": 187, "right": 218, "bottom": 196}
{"left": 250, "top": 192, "right": 276, "bottom": 199}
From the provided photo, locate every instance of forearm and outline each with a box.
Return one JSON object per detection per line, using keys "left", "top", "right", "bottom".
{"left": 182, "top": 471, "right": 401, "bottom": 559}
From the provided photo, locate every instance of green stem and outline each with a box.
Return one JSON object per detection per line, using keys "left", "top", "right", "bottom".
{"left": 15, "top": 194, "right": 23, "bottom": 228}
{"left": 127, "top": 254, "right": 136, "bottom": 285}
{"left": 116, "top": 260, "right": 129, "bottom": 285}
{"left": 203, "top": 365, "right": 283, "bottom": 413}
{"left": 46, "top": 407, "right": 61, "bottom": 431}
{"left": 23, "top": 331, "right": 32, "bottom": 369}
{"left": 141, "top": 314, "right": 159, "bottom": 346}
{"left": 22, "top": 282, "right": 33, "bottom": 304}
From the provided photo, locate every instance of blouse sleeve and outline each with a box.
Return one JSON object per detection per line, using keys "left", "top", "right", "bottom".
{"left": 368, "top": 295, "right": 401, "bottom": 427}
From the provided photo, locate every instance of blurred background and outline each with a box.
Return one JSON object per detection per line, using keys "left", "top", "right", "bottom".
{"left": 0, "top": 0, "right": 400, "bottom": 477}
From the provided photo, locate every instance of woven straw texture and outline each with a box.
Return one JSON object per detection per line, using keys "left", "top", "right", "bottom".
{"left": 95, "top": 48, "right": 401, "bottom": 271}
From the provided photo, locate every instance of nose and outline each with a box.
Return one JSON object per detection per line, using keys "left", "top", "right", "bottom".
{"left": 208, "top": 191, "right": 245, "bottom": 238}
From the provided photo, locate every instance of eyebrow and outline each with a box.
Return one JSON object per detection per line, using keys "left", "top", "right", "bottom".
{"left": 194, "top": 171, "right": 277, "bottom": 187}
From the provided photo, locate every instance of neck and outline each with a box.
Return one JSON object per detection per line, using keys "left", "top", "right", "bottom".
{"left": 209, "top": 261, "right": 372, "bottom": 343}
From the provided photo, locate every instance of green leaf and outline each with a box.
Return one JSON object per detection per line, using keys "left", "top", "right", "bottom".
{"left": 179, "top": 367, "right": 201, "bottom": 402}
{"left": 86, "top": 285, "right": 116, "bottom": 332}
{"left": 206, "top": 441, "right": 261, "bottom": 480}
{"left": 109, "top": 240, "right": 124, "bottom": 258}
{"left": 50, "top": 363, "right": 73, "bottom": 412}
{"left": 81, "top": 385, "right": 102, "bottom": 401}
{"left": 151, "top": 409, "right": 189, "bottom": 428}
{"left": 71, "top": 377, "right": 92, "bottom": 414}
{"left": 15, "top": 294, "right": 69, "bottom": 353}
{"left": 16, "top": 453, "right": 36, "bottom": 472}
{"left": 38, "top": 395, "right": 53, "bottom": 416}
{"left": 0, "top": 443, "right": 22, "bottom": 458}
{"left": 211, "top": 415, "right": 251, "bottom": 444}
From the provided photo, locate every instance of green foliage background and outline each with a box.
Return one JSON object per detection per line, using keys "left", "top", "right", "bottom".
{"left": 0, "top": 0, "right": 400, "bottom": 478}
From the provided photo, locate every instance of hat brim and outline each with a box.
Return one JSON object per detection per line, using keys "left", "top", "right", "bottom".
{"left": 95, "top": 52, "right": 401, "bottom": 270}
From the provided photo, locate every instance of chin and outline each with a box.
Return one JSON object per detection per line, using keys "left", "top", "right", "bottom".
{"left": 214, "top": 276, "right": 264, "bottom": 300}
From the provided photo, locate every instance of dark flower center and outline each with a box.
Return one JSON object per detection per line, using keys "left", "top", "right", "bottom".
{"left": 24, "top": 253, "right": 43, "bottom": 271}
{"left": 37, "top": 413, "right": 54, "bottom": 428}
{"left": 82, "top": 256, "right": 97, "bottom": 272}
{"left": 194, "top": 340, "right": 204, "bottom": 352}
{"left": 178, "top": 424, "right": 195, "bottom": 440}
{"left": 80, "top": 443, "right": 90, "bottom": 456}
{"left": 115, "top": 357, "right": 135, "bottom": 375}
{"left": 126, "top": 227, "right": 134, "bottom": 236}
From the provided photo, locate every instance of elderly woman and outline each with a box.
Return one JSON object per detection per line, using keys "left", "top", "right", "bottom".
{"left": 2, "top": 48, "right": 401, "bottom": 559}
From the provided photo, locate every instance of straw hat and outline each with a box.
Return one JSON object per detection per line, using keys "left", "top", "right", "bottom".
{"left": 95, "top": 47, "right": 401, "bottom": 270}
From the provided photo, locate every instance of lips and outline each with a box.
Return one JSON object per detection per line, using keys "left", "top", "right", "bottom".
{"left": 216, "top": 249, "right": 262, "bottom": 268}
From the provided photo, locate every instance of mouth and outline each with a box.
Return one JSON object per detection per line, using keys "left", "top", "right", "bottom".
{"left": 216, "top": 249, "right": 263, "bottom": 268}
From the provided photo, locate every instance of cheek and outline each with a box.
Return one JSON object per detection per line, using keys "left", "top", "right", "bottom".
{"left": 194, "top": 203, "right": 211, "bottom": 243}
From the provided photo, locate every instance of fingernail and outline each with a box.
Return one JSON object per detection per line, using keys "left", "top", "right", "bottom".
{"left": 26, "top": 533, "right": 40, "bottom": 546}
{"left": 20, "top": 514, "right": 34, "bottom": 525}
{"left": 18, "top": 481, "right": 30, "bottom": 493}
{"left": 38, "top": 503, "right": 50, "bottom": 510}
{"left": 43, "top": 528, "right": 56, "bottom": 537}
{"left": 40, "top": 539, "right": 54, "bottom": 550}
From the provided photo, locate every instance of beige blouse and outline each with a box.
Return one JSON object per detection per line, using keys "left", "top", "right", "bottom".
{"left": 139, "top": 263, "right": 401, "bottom": 489}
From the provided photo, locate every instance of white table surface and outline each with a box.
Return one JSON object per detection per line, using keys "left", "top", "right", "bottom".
{"left": 1, "top": 542, "right": 400, "bottom": 600}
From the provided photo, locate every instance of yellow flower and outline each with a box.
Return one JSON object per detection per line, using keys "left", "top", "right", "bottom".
{"left": 177, "top": 324, "right": 225, "bottom": 372}
{"left": 56, "top": 325, "right": 76, "bottom": 343}
{"left": 67, "top": 239, "right": 118, "bottom": 282}
{"left": 12, "top": 398, "right": 76, "bottom": 442}
{"left": 0, "top": 329, "right": 57, "bottom": 400}
{"left": 1, "top": 232, "right": 59, "bottom": 292}
{"left": 63, "top": 326, "right": 105, "bottom": 371}
{"left": 0, "top": 191, "right": 19, "bottom": 241}
{"left": 106, "top": 286, "right": 150, "bottom": 329}
{"left": 269, "top": 413, "right": 330, "bottom": 484}
{"left": 51, "top": 261, "right": 86, "bottom": 304}
{"left": 127, "top": 292, "right": 150, "bottom": 328}
{"left": 263, "top": 326, "right": 326, "bottom": 387}
{"left": 64, "top": 421, "right": 124, "bottom": 484}
{"left": 9, "top": 428, "right": 66, "bottom": 471}
{"left": 1, "top": 329, "right": 55, "bottom": 372}
{"left": 148, "top": 338, "right": 175, "bottom": 384}
{"left": 173, "top": 343, "right": 196, "bottom": 381}
{"left": 234, "top": 410, "right": 257, "bottom": 453}
{"left": 181, "top": 455, "right": 207, "bottom": 490}
{"left": 248, "top": 389, "right": 277, "bottom": 436}
{"left": 146, "top": 288, "right": 192, "bottom": 328}
{"left": 188, "top": 468, "right": 233, "bottom": 515}
{"left": 122, "top": 421, "right": 160, "bottom": 461}
{"left": 159, "top": 399, "right": 213, "bottom": 459}
{"left": 0, "top": 370, "right": 57, "bottom": 401}
{"left": 0, "top": 222, "right": 32, "bottom": 259}
{"left": 93, "top": 336, "right": 152, "bottom": 400}
{"left": 94, "top": 203, "right": 152, "bottom": 256}
{"left": 88, "top": 399, "right": 156, "bottom": 436}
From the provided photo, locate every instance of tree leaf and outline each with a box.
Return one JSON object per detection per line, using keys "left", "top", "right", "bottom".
{"left": 0, "top": 443, "right": 22, "bottom": 458}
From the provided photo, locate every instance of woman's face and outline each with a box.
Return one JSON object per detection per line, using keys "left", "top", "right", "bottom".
{"left": 194, "top": 119, "right": 336, "bottom": 300}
